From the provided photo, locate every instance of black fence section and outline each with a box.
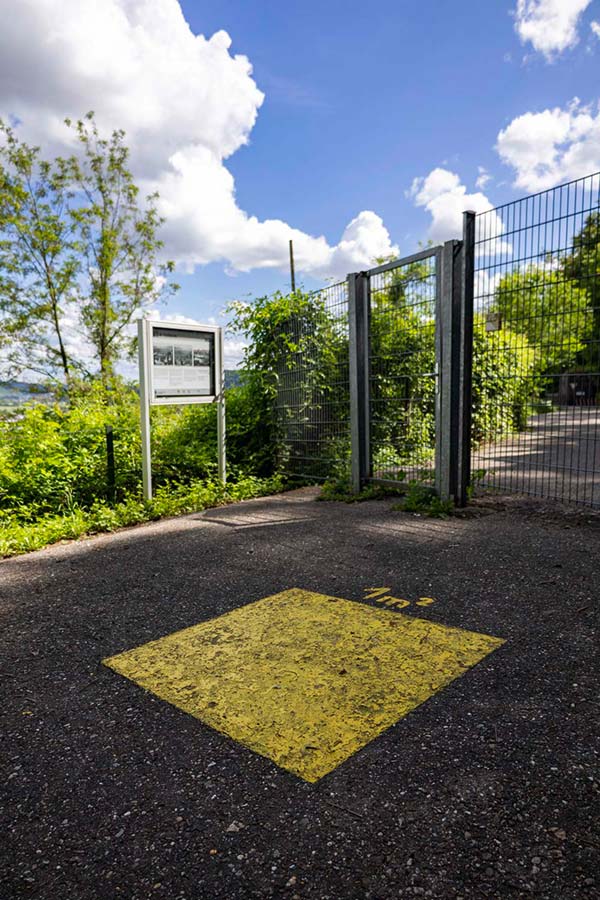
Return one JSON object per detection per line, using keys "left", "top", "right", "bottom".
{"left": 368, "top": 253, "right": 438, "bottom": 484}
{"left": 473, "top": 172, "right": 600, "bottom": 506}
{"left": 274, "top": 281, "right": 350, "bottom": 481}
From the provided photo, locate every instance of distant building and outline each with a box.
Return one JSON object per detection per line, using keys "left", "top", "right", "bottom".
{"left": 557, "top": 372, "right": 599, "bottom": 406}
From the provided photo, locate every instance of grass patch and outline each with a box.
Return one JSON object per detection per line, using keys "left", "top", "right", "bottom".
{"left": 0, "top": 475, "right": 284, "bottom": 558}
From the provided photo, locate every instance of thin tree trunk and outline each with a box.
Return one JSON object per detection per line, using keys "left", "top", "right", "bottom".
{"left": 51, "top": 302, "right": 70, "bottom": 383}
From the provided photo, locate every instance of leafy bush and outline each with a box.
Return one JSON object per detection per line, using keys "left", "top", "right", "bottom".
{"left": 471, "top": 317, "right": 537, "bottom": 446}
{"left": 0, "top": 379, "right": 279, "bottom": 524}
{"left": 493, "top": 268, "right": 592, "bottom": 376}
{"left": 229, "top": 290, "right": 350, "bottom": 480}
{"left": 226, "top": 280, "right": 540, "bottom": 489}
{"left": 369, "top": 263, "right": 437, "bottom": 469}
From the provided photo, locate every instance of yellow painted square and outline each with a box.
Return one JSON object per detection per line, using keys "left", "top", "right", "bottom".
{"left": 103, "top": 589, "right": 504, "bottom": 782}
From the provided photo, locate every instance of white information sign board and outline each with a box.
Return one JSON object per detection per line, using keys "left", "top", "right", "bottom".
{"left": 137, "top": 318, "right": 225, "bottom": 499}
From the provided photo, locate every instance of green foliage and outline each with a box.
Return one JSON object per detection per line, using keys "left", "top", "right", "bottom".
{"left": 369, "top": 263, "right": 437, "bottom": 468}
{"left": 317, "top": 477, "right": 399, "bottom": 503}
{"left": 368, "top": 262, "right": 537, "bottom": 460}
{"left": 0, "top": 474, "right": 284, "bottom": 558}
{"left": 493, "top": 267, "right": 591, "bottom": 375}
{"left": 393, "top": 482, "right": 454, "bottom": 518}
{"left": 0, "top": 380, "right": 277, "bottom": 523}
{"left": 228, "top": 269, "right": 543, "bottom": 489}
{"left": 471, "top": 316, "right": 537, "bottom": 445}
{"left": 228, "top": 289, "right": 349, "bottom": 478}
{"left": 563, "top": 211, "right": 600, "bottom": 370}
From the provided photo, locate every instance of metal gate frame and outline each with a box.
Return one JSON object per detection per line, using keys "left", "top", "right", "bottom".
{"left": 348, "top": 211, "right": 475, "bottom": 505}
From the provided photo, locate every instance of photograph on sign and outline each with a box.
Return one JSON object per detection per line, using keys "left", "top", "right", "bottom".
{"left": 151, "top": 327, "right": 215, "bottom": 401}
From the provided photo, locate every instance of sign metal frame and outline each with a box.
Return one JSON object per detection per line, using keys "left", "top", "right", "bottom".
{"left": 137, "top": 318, "right": 226, "bottom": 500}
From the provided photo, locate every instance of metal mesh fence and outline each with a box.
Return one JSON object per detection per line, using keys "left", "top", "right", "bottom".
{"left": 274, "top": 281, "right": 350, "bottom": 481}
{"left": 368, "top": 254, "right": 438, "bottom": 484}
{"left": 473, "top": 172, "right": 600, "bottom": 506}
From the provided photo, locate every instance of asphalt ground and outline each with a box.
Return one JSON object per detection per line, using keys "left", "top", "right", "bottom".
{"left": 1, "top": 488, "right": 599, "bottom": 900}
{"left": 472, "top": 408, "right": 600, "bottom": 507}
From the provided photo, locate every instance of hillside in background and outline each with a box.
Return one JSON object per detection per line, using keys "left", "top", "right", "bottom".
{"left": 0, "top": 371, "right": 243, "bottom": 412}
{"left": 0, "top": 381, "right": 55, "bottom": 409}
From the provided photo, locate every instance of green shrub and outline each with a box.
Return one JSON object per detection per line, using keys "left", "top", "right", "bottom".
{"left": 0, "top": 378, "right": 282, "bottom": 524}
{"left": 228, "top": 290, "right": 350, "bottom": 480}
{"left": 369, "top": 274, "right": 437, "bottom": 468}
{"left": 471, "top": 317, "right": 537, "bottom": 446}
{"left": 237, "top": 281, "right": 537, "bottom": 487}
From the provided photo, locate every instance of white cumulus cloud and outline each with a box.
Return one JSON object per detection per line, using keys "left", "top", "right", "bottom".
{"left": 410, "top": 168, "right": 509, "bottom": 260}
{"left": 514, "top": 0, "right": 593, "bottom": 60}
{"left": 475, "top": 166, "right": 492, "bottom": 190}
{"left": 409, "top": 168, "right": 496, "bottom": 242}
{"left": 496, "top": 99, "right": 600, "bottom": 192}
{"left": 0, "top": 0, "right": 397, "bottom": 281}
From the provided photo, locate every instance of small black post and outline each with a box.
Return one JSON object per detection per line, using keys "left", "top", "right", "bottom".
{"left": 105, "top": 425, "right": 116, "bottom": 504}
{"left": 289, "top": 239, "right": 296, "bottom": 293}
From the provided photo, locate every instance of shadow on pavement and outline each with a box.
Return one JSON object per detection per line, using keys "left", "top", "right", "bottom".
{"left": 1, "top": 488, "right": 598, "bottom": 899}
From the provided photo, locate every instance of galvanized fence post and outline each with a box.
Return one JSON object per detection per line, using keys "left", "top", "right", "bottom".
{"left": 348, "top": 271, "right": 370, "bottom": 492}
{"left": 457, "top": 211, "right": 476, "bottom": 506}
{"left": 435, "top": 216, "right": 475, "bottom": 505}
{"left": 436, "top": 241, "right": 460, "bottom": 501}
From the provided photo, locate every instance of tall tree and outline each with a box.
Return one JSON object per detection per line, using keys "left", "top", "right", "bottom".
{"left": 0, "top": 121, "right": 78, "bottom": 383}
{"left": 0, "top": 113, "right": 177, "bottom": 389}
{"left": 63, "top": 114, "right": 177, "bottom": 385}
{"left": 492, "top": 267, "right": 591, "bottom": 375}
{"left": 562, "top": 211, "right": 600, "bottom": 370}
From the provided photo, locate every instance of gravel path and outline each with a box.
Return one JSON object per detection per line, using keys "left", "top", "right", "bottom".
{"left": 1, "top": 488, "right": 598, "bottom": 899}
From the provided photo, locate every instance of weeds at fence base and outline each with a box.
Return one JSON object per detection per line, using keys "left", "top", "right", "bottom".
{"left": 317, "top": 477, "right": 405, "bottom": 503}
{"left": 393, "top": 483, "right": 454, "bottom": 518}
{"left": 317, "top": 475, "right": 457, "bottom": 517}
{"left": 0, "top": 475, "right": 285, "bottom": 559}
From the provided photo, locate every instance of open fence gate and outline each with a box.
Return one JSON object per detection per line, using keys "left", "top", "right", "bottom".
{"left": 348, "top": 212, "right": 476, "bottom": 506}
{"left": 275, "top": 170, "right": 600, "bottom": 508}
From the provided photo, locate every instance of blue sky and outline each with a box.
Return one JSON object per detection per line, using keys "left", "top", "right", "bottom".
{"left": 1, "top": 0, "right": 599, "bottom": 369}
{"left": 174, "top": 0, "right": 600, "bottom": 321}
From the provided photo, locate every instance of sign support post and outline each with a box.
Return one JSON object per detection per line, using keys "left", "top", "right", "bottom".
{"left": 137, "top": 317, "right": 225, "bottom": 502}
{"left": 138, "top": 318, "right": 153, "bottom": 501}
{"left": 217, "top": 328, "right": 226, "bottom": 484}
